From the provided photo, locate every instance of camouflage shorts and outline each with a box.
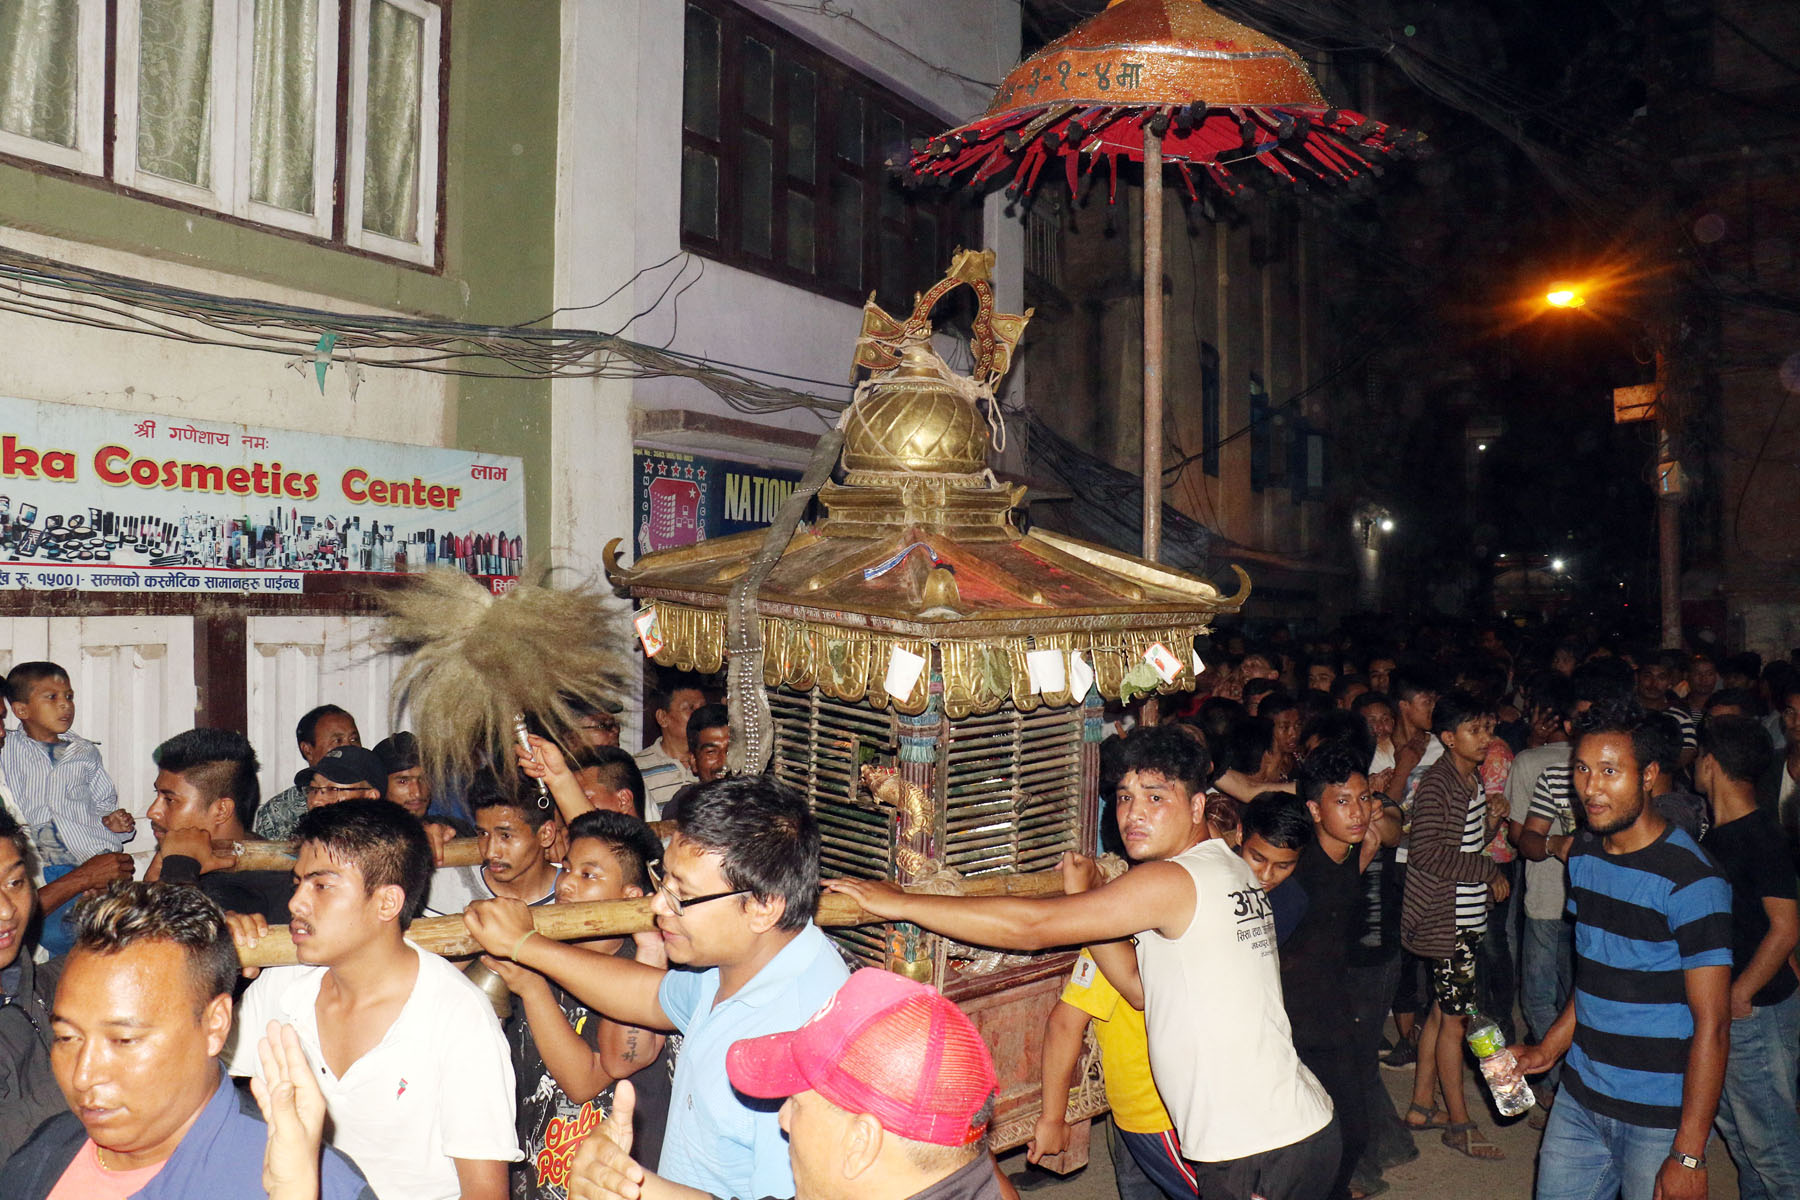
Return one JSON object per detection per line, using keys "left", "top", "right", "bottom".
{"left": 1429, "top": 929, "right": 1482, "bottom": 1016}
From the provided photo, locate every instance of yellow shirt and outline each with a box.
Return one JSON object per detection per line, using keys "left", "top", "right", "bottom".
{"left": 1059, "top": 950, "right": 1173, "bottom": 1134}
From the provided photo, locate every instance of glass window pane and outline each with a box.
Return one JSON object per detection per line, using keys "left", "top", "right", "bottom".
{"left": 360, "top": 0, "right": 424, "bottom": 241}
{"left": 834, "top": 93, "right": 861, "bottom": 163}
{"left": 249, "top": 0, "right": 319, "bottom": 212}
{"left": 136, "top": 0, "right": 215, "bottom": 186}
{"left": 913, "top": 210, "right": 937, "bottom": 290}
{"left": 830, "top": 172, "right": 861, "bottom": 290}
{"left": 681, "top": 146, "right": 719, "bottom": 241}
{"left": 875, "top": 109, "right": 902, "bottom": 158}
{"left": 682, "top": 5, "right": 719, "bottom": 138}
{"left": 876, "top": 113, "right": 904, "bottom": 218}
{"left": 880, "top": 175, "right": 905, "bottom": 223}
{"left": 784, "top": 63, "right": 815, "bottom": 183}
{"left": 740, "top": 131, "right": 773, "bottom": 258}
{"left": 742, "top": 37, "right": 772, "bottom": 125}
{"left": 0, "top": 0, "right": 82, "bottom": 147}
{"left": 786, "top": 191, "right": 814, "bottom": 274}
{"left": 879, "top": 227, "right": 906, "bottom": 312}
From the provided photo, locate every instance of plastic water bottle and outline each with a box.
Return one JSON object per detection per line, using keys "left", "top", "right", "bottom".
{"left": 1466, "top": 1015, "right": 1536, "bottom": 1117}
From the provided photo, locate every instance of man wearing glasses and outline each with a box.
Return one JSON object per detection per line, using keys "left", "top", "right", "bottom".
{"left": 569, "top": 699, "right": 623, "bottom": 749}
{"left": 298, "top": 746, "right": 389, "bottom": 809}
{"left": 465, "top": 775, "right": 849, "bottom": 1200}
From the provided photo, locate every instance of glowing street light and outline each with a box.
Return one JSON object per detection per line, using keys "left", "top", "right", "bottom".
{"left": 1379, "top": 518, "right": 1395, "bottom": 533}
{"left": 1551, "top": 557, "right": 1566, "bottom": 573}
{"left": 1545, "top": 286, "right": 1586, "bottom": 309}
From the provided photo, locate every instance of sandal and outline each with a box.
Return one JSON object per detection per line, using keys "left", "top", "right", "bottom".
{"left": 1441, "top": 1121, "right": 1504, "bottom": 1160}
{"left": 1404, "top": 1102, "right": 1449, "bottom": 1130}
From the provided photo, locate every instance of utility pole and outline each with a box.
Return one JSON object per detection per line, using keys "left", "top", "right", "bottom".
{"left": 1654, "top": 348, "right": 1681, "bottom": 650}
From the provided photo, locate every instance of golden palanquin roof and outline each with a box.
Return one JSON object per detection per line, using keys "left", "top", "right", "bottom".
{"left": 605, "top": 251, "right": 1246, "bottom": 718}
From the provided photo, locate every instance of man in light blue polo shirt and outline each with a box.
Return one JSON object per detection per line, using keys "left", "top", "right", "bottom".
{"left": 466, "top": 775, "right": 848, "bottom": 1200}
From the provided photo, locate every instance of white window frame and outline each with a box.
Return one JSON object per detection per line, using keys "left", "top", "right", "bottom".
{"left": 116, "top": 0, "right": 342, "bottom": 237}
{"left": 235, "top": 0, "right": 341, "bottom": 237}
{"left": 0, "top": 0, "right": 106, "bottom": 176}
{"left": 344, "top": 0, "right": 441, "bottom": 266}
{"left": 113, "top": 0, "right": 240, "bottom": 211}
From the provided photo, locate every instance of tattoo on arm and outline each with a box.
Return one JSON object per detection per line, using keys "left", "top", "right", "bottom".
{"left": 620, "top": 1028, "right": 641, "bottom": 1063}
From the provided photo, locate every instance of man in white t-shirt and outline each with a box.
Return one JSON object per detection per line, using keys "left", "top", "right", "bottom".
{"left": 831, "top": 724, "right": 1338, "bottom": 1200}
{"left": 225, "top": 800, "right": 519, "bottom": 1200}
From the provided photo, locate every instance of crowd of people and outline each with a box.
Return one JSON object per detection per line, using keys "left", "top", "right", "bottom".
{"left": 1055, "top": 621, "right": 1800, "bottom": 1200}
{"left": 0, "top": 616, "right": 1796, "bottom": 1200}
{"left": 0, "top": 656, "right": 1001, "bottom": 1200}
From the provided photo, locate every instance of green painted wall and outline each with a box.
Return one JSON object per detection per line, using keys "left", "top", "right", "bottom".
{"left": 0, "top": 0, "right": 563, "bottom": 555}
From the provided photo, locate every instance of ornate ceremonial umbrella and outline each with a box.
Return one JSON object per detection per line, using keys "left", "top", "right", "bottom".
{"left": 903, "top": 0, "right": 1419, "bottom": 560}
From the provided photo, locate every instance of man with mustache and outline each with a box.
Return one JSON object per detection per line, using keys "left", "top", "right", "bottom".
{"left": 1513, "top": 700, "right": 1732, "bottom": 1200}
{"left": 1, "top": 879, "right": 372, "bottom": 1200}
{"left": 425, "top": 780, "right": 561, "bottom": 917}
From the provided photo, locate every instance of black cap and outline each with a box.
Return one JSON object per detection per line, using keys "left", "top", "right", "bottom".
{"left": 296, "top": 745, "right": 389, "bottom": 798}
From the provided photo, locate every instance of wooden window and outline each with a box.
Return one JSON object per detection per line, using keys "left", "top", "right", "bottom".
{"left": 680, "top": 0, "right": 982, "bottom": 312}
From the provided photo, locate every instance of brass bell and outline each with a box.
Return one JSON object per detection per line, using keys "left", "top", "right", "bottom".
{"left": 463, "top": 957, "right": 515, "bottom": 1021}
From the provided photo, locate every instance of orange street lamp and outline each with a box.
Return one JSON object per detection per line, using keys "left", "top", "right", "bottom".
{"left": 1545, "top": 286, "right": 1586, "bottom": 309}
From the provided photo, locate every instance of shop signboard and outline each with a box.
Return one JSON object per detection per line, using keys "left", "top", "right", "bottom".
{"left": 634, "top": 447, "right": 803, "bottom": 553}
{"left": 0, "top": 396, "right": 525, "bottom": 593}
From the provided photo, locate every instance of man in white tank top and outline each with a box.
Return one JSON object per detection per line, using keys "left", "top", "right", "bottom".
{"left": 829, "top": 726, "right": 1339, "bottom": 1200}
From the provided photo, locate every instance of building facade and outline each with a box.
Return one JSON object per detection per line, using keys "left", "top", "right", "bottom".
{"left": 0, "top": 0, "right": 561, "bottom": 812}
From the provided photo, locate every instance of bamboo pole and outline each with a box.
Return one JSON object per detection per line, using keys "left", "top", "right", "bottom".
{"left": 222, "top": 820, "right": 679, "bottom": 873}
{"left": 236, "top": 868, "right": 1070, "bottom": 968}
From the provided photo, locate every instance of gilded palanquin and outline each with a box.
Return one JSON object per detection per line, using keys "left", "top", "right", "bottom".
{"left": 606, "top": 251, "right": 1245, "bottom": 1160}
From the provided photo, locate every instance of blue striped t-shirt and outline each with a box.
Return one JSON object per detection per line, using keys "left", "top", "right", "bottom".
{"left": 1564, "top": 823, "right": 1732, "bottom": 1128}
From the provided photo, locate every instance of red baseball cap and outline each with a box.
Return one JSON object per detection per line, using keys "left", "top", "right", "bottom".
{"left": 726, "top": 968, "right": 998, "bottom": 1147}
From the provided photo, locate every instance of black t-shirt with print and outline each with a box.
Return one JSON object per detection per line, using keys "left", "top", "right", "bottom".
{"left": 505, "top": 940, "right": 679, "bottom": 1200}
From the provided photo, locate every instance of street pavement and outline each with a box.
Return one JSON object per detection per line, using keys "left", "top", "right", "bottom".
{"left": 1001, "top": 1061, "right": 1743, "bottom": 1199}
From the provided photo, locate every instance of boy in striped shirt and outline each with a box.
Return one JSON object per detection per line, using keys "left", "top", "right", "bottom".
{"left": 1398, "top": 691, "right": 1503, "bottom": 1161}
{"left": 1513, "top": 700, "right": 1732, "bottom": 1200}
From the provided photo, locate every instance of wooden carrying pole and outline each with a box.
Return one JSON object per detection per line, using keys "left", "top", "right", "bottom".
{"left": 222, "top": 822, "right": 679, "bottom": 873}
{"left": 235, "top": 868, "right": 1070, "bottom": 968}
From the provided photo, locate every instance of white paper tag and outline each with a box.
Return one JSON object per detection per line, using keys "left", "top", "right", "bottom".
{"left": 1193, "top": 649, "right": 1207, "bottom": 677}
{"left": 633, "top": 607, "right": 664, "bottom": 657}
{"left": 1068, "top": 650, "right": 1095, "bottom": 699}
{"left": 1071, "top": 954, "right": 1098, "bottom": 988}
{"left": 1025, "top": 648, "right": 1067, "bottom": 695}
{"left": 1144, "top": 641, "right": 1182, "bottom": 684}
{"left": 883, "top": 646, "right": 926, "bottom": 701}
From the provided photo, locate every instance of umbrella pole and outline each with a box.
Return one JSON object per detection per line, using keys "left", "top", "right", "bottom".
{"left": 1141, "top": 126, "right": 1164, "bottom": 562}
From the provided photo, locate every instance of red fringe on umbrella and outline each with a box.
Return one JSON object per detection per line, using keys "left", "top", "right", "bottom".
{"left": 903, "top": 102, "right": 1421, "bottom": 203}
